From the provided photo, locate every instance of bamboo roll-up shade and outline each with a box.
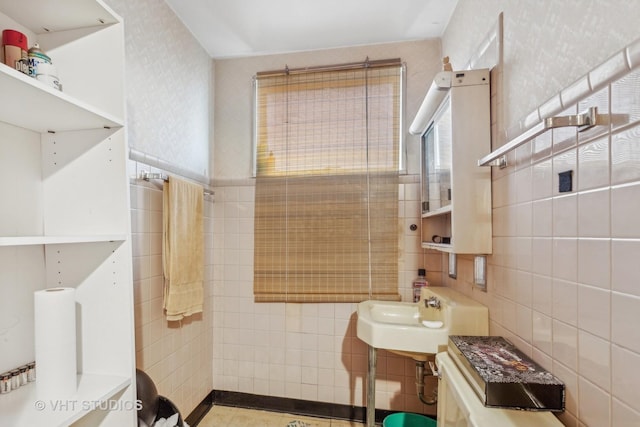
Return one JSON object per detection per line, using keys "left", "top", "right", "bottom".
{"left": 254, "top": 174, "right": 399, "bottom": 302}
{"left": 255, "top": 64, "right": 402, "bottom": 175}
{"left": 253, "top": 61, "right": 402, "bottom": 303}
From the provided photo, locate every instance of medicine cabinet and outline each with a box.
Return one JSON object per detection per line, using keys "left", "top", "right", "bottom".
{"left": 410, "top": 68, "right": 492, "bottom": 254}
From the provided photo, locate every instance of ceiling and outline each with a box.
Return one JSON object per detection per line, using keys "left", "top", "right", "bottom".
{"left": 163, "top": 0, "right": 459, "bottom": 59}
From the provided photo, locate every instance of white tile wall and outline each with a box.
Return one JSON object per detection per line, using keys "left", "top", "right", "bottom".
{"left": 210, "top": 178, "right": 442, "bottom": 415}
{"left": 104, "top": 0, "right": 214, "bottom": 416}
{"left": 129, "top": 160, "right": 214, "bottom": 417}
{"left": 442, "top": 44, "right": 640, "bottom": 426}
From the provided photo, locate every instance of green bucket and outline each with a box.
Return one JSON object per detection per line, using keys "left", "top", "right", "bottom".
{"left": 382, "top": 412, "right": 437, "bottom": 427}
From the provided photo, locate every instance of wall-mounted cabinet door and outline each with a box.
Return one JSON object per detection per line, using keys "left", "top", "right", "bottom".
{"left": 421, "top": 95, "right": 452, "bottom": 215}
{"left": 418, "top": 69, "right": 492, "bottom": 254}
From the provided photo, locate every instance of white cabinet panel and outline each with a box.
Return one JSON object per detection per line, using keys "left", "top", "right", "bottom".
{"left": 414, "top": 69, "right": 492, "bottom": 254}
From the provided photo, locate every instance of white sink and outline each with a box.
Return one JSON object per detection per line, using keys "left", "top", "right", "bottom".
{"left": 356, "top": 287, "right": 489, "bottom": 360}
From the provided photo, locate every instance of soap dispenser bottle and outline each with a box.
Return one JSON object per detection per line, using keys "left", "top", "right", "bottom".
{"left": 412, "top": 269, "right": 429, "bottom": 302}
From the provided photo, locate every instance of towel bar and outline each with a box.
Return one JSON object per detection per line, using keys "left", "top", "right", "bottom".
{"left": 139, "top": 170, "right": 214, "bottom": 197}
{"left": 478, "top": 106, "right": 599, "bottom": 168}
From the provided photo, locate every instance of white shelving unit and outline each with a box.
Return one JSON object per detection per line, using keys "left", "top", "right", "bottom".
{"left": 0, "top": 1, "right": 136, "bottom": 426}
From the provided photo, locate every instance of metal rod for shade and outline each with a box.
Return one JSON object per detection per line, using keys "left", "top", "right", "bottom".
{"left": 256, "top": 57, "right": 402, "bottom": 78}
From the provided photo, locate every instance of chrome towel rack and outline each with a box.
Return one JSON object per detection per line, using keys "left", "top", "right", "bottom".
{"left": 140, "top": 170, "right": 214, "bottom": 197}
{"left": 141, "top": 170, "right": 168, "bottom": 182}
{"left": 478, "top": 106, "right": 599, "bottom": 168}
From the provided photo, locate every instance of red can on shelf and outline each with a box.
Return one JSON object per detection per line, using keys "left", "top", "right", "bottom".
{"left": 2, "top": 29, "right": 29, "bottom": 74}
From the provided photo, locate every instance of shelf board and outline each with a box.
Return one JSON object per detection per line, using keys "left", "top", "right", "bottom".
{"left": 422, "top": 241, "right": 453, "bottom": 252}
{"left": 422, "top": 204, "right": 452, "bottom": 218}
{"left": 0, "top": 0, "right": 119, "bottom": 33}
{"left": 0, "top": 235, "right": 127, "bottom": 247}
{"left": 0, "top": 373, "right": 130, "bottom": 427}
{"left": 0, "top": 65, "right": 123, "bottom": 133}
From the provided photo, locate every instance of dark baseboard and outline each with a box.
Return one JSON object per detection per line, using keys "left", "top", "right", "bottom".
{"left": 184, "top": 391, "right": 213, "bottom": 426}
{"left": 187, "top": 389, "right": 433, "bottom": 425}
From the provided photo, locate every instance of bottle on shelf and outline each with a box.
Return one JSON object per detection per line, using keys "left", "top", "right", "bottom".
{"left": 412, "top": 268, "right": 429, "bottom": 302}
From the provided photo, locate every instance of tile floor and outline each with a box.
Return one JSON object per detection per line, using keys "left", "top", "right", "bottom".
{"left": 196, "top": 405, "right": 366, "bottom": 427}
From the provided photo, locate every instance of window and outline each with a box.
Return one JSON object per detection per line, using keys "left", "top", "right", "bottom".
{"left": 253, "top": 59, "right": 403, "bottom": 303}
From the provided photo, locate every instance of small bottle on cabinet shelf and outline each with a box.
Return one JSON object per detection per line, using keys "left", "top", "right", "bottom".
{"left": 412, "top": 269, "right": 429, "bottom": 302}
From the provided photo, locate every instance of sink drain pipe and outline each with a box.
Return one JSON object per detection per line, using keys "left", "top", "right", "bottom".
{"left": 415, "top": 360, "right": 437, "bottom": 405}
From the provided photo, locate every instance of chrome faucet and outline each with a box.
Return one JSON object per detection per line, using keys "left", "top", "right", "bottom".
{"left": 425, "top": 296, "right": 441, "bottom": 310}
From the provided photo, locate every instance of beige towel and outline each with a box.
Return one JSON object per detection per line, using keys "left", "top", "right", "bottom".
{"left": 163, "top": 176, "right": 204, "bottom": 321}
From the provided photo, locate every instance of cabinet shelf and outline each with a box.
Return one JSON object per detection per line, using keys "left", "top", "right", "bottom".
{"left": 0, "top": 234, "right": 127, "bottom": 247}
{"left": 421, "top": 241, "right": 453, "bottom": 252}
{"left": 0, "top": 0, "right": 119, "bottom": 34}
{"left": 422, "top": 205, "right": 452, "bottom": 218}
{"left": 0, "top": 374, "right": 130, "bottom": 427}
{"left": 0, "top": 65, "right": 123, "bottom": 133}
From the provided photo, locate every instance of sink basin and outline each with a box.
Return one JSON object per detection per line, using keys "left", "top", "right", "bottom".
{"left": 356, "top": 287, "right": 489, "bottom": 360}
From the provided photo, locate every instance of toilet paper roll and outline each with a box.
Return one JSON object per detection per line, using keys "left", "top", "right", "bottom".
{"left": 34, "top": 287, "right": 77, "bottom": 399}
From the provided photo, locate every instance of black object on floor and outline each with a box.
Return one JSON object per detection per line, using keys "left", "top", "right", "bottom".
{"left": 136, "top": 369, "right": 184, "bottom": 427}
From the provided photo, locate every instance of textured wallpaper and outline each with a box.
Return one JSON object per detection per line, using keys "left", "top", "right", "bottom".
{"left": 443, "top": 0, "right": 640, "bottom": 134}
{"left": 106, "top": 0, "right": 212, "bottom": 178}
